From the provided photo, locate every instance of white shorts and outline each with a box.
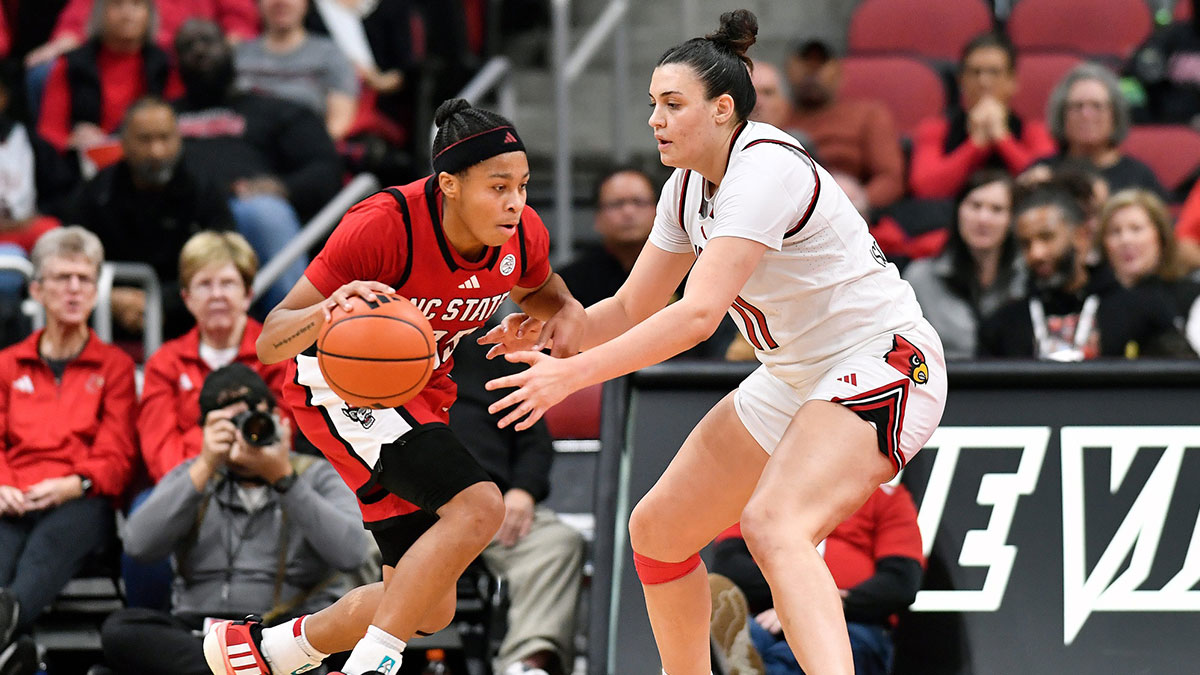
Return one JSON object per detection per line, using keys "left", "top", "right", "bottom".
{"left": 733, "top": 322, "right": 947, "bottom": 475}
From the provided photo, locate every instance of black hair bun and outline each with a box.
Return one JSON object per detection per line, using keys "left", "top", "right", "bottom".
{"left": 707, "top": 9, "right": 758, "bottom": 61}
{"left": 434, "top": 98, "right": 473, "bottom": 127}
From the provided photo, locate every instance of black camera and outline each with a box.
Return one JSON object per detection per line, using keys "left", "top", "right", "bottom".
{"left": 232, "top": 410, "right": 277, "bottom": 447}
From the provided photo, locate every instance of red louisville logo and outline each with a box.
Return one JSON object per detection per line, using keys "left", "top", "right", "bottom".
{"left": 884, "top": 334, "right": 929, "bottom": 385}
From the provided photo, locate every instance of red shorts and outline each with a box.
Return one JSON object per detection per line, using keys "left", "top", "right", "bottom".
{"left": 285, "top": 354, "right": 457, "bottom": 524}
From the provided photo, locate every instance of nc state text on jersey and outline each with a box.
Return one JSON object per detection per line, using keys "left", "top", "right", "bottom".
{"left": 409, "top": 292, "right": 511, "bottom": 323}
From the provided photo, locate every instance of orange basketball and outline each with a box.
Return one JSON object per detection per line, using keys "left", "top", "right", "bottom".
{"left": 316, "top": 294, "right": 436, "bottom": 408}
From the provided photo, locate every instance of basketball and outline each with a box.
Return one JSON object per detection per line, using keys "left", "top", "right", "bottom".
{"left": 316, "top": 294, "right": 436, "bottom": 408}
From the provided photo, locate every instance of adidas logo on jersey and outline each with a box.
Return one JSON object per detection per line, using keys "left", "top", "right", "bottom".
{"left": 12, "top": 375, "right": 32, "bottom": 393}
{"left": 457, "top": 275, "right": 481, "bottom": 290}
{"left": 837, "top": 373, "right": 857, "bottom": 386}
{"left": 503, "top": 131, "right": 518, "bottom": 144}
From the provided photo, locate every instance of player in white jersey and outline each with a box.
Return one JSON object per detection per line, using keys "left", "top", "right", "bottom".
{"left": 482, "top": 9, "right": 946, "bottom": 675}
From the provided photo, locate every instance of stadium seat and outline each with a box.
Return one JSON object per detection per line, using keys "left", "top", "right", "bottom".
{"left": 1010, "top": 51, "right": 1085, "bottom": 124}
{"left": 847, "top": 0, "right": 993, "bottom": 62}
{"left": 1177, "top": 0, "right": 1192, "bottom": 21}
{"left": 839, "top": 56, "right": 947, "bottom": 138}
{"left": 1120, "top": 125, "right": 1200, "bottom": 193}
{"left": 1008, "top": 0, "right": 1152, "bottom": 59}
{"left": 543, "top": 382, "right": 603, "bottom": 440}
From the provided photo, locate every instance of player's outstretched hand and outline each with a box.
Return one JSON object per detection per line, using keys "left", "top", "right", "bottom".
{"left": 485, "top": 351, "right": 579, "bottom": 431}
{"left": 322, "top": 280, "right": 396, "bottom": 321}
{"left": 540, "top": 298, "right": 586, "bottom": 358}
{"left": 478, "top": 313, "right": 550, "bottom": 359}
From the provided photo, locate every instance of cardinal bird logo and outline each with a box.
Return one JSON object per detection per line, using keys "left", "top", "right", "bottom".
{"left": 884, "top": 335, "right": 928, "bottom": 385}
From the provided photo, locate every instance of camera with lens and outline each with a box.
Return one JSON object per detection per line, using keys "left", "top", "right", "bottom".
{"left": 232, "top": 409, "right": 278, "bottom": 447}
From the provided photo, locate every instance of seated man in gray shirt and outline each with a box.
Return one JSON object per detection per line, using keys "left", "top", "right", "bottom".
{"left": 100, "top": 363, "right": 368, "bottom": 675}
{"left": 236, "top": 0, "right": 360, "bottom": 140}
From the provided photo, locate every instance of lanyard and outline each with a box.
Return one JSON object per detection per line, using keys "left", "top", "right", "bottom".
{"left": 1029, "top": 294, "right": 1099, "bottom": 360}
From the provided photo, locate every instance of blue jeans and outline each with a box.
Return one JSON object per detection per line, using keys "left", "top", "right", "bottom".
{"left": 749, "top": 618, "right": 894, "bottom": 675}
{"left": 0, "top": 497, "right": 114, "bottom": 630}
{"left": 24, "top": 60, "right": 54, "bottom": 123}
{"left": 229, "top": 194, "right": 307, "bottom": 313}
{"left": 119, "top": 489, "right": 173, "bottom": 610}
{"left": 0, "top": 243, "right": 29, "bottom": 296}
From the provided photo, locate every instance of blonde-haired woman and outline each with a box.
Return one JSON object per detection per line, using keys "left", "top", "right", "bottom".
{"left": 1098, "top": 189, "right": 1200, "bottom": 355}
{"left": 139, "top": 231, "right": 290, "bottom": 483}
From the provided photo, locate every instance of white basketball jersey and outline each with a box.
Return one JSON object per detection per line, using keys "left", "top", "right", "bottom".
{"left": 649, "top": 121, "right": 930, "bottom": 386}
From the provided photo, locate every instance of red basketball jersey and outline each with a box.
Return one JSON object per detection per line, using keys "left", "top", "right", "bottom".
{"left": 305, "top": 175, "right": 551, "bottom": 386}
{"left": 287, "top": 175, "right": 551, "bottom": 523}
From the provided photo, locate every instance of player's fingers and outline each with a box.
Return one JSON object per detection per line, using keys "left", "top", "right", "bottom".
{"left": 518, "top": 315, "right": 542, "bottom": 331}
{"left": 484, "top": 370, "right": 530, "bottom": 393}
{"left": 486, "top": 386, "right": 528, "bottom": 414}
{"left": 329, "top": 291, "right": 354, "bottom": 312}
{"left": 495, "top": 406, "right": 527, "bottom": 430}
{"left": 512, "top": 406, "right": 545, "bottom": 432}
{"left": 347, "top": 281, "right": 391, "bottom": 303}
{"left": 502, "top": 351, "right": 542, "bottom": 367}
{"left": 484, "top": 344, "right": 509, "bottom": 360}
{"left": 477, "top": 324, "right": 507, "bottom": 346}
{"left": 360, "top": 281, "right": 395, "bottom": 294}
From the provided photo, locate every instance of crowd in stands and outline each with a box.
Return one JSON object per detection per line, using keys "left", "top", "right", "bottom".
{"left": 1, "top": 1, "right": 1200, "bottom": 674}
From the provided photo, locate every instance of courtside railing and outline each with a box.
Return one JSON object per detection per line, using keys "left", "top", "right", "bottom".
{"left": 550, "top": 0, "right": 631, "bottom": 265}
{"left": 251, "top": 173, "right": 381, "bottom": 302}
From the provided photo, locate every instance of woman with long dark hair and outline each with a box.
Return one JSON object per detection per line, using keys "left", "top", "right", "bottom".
{"left": 903, "top": 170, "right": 1024, "bottom": 359}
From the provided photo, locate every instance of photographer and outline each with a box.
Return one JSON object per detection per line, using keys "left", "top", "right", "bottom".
{"left": 100, "top": 363, "right": 367, "bottom": 675}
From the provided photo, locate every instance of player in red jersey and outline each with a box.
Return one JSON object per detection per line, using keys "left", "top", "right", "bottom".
{"left": 202, "top": 98, "right": 585, "bottom": 675}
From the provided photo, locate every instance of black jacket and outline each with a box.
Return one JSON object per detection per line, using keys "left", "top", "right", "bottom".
{"left": 173, "top": 92, "right": 341, "bottom": 220}
{"left": 67, "top": 155, "right": 234, "bottom": 337}
{"left": 979, "top": 269, "right": 1196, "bottom": 359}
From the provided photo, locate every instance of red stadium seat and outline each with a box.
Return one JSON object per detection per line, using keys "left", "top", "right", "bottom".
{"left": 1120, "top": 125, "right": 1200, "bottom": 193}
{"left": 543, "top": 382, "right": 603, "bottom": 440}
{"left": 1010, "top": 52, "right": 1085, "bottom": 124}
{"left": 847, "top": 0, "right": 993, "bottom": 62}
{"left": 1008, "top": 0, "right": 1152, "bottom": 59}
{"left": 1177, "top": 0, "right": 1192, "bottom": 21}
{"left": 839, "top": 55, "right": 947, "bottom": 137}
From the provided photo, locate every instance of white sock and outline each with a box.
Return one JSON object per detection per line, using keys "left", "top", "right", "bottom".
{"left": 342, "top": 625, "right": 406, "bottom": 675}
{"left": 260, "top": 616, "right": 328, "bottom": 674}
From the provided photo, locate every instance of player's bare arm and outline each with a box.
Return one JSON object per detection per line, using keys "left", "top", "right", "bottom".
{"left": 486, "top": 236, "right": 766, "bottom": 430}
{"left": 481, "top": 244, "right": 692, "bottom": 358}
{"left": 256, "top": 276, "right": 395, "bottom": 364}
{"left": 579, "top": 243, "right": 695, "bottom": 350}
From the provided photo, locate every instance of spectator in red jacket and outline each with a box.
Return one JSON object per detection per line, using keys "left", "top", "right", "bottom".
{"left": 710, "top": 484, "right": 924, "bottom": 675}
{"left": 910, "top": 33, "right": 1057, "bottom": 199}
{"left": 0, "top": 226, "right": 137, "bottom": 643}
{"left": 25, "top": 0, "right": 259, "bottom": 68}
{"left": 139, "top": 230, "right": 291, "bottom": 482}
{"left": 37, "top": 0, "right": 184, "bottom": 155}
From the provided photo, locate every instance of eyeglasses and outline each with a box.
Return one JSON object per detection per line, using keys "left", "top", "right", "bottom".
{"left": 598, "top": 197, "right": 655, "bottom": 212}
{"left": 1065, "top": 100, "right": 1110, "bottom": 113}
{"left": 39, "top": 272, "right": 97, "bottom": 287}
{"left": 963, "top": 66, "right": 1010, "bottom": 79}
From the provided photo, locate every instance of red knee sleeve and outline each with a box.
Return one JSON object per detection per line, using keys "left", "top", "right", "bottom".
{"left": 633, "top": 551, "right": 702, "bottom": 585}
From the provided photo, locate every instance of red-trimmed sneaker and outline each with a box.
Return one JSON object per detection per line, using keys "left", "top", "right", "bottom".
{"left": 203, "top": 616, "right": 273, "bottom": 675}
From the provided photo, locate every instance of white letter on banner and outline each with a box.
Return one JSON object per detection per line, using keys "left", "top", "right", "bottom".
{"left": 1061, "top": 426, "right": 1200, "bottom": 645}
{"left": 910, "top": 426, "right": 1049, "bottom": 612}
